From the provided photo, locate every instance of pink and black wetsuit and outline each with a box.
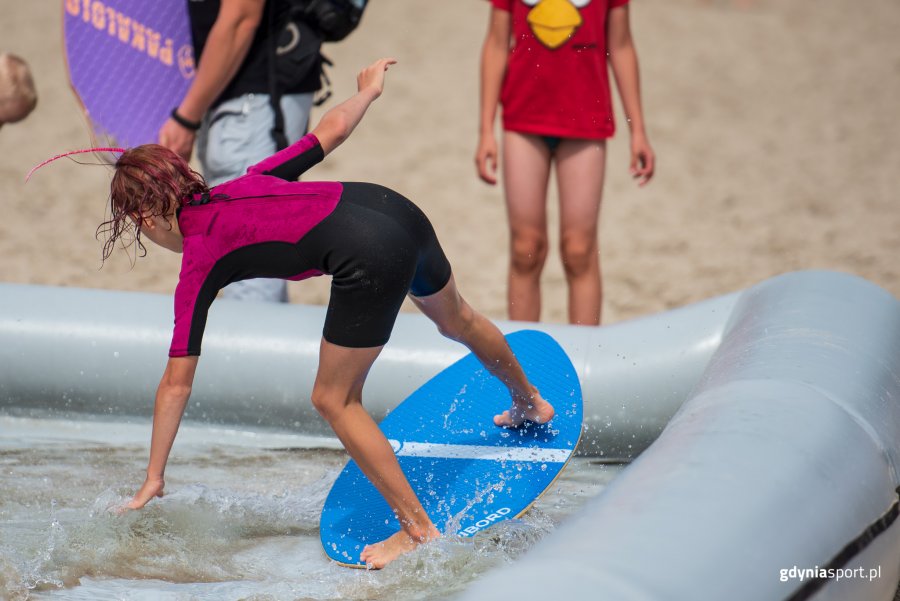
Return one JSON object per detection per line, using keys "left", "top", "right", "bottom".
{"left": 170, "top": 133, "right": 452, "bottom": 357}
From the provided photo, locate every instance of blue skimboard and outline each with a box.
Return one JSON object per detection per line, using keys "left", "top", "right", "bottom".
{"left": 320, "top": 330, "right": 583, "bottom": 566}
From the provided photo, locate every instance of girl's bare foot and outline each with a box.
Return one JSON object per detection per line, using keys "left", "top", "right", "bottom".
{"left": 494, "top": 388, "right": 555, "bottom": 428}
{"left": 122, "top": 476, "right": 165, "bottom": 512}
{"left": 360, "top": 525, "right": 441, "bottom": 569}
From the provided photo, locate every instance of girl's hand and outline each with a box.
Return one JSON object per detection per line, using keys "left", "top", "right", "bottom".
{"left": 357, "top": 58, "right": 397, "bottom": 98}
{"left": 123, "top": 476, "right": 165, "bottom": 511}
{"left": 475, "top": 133, "right": 499, "bottom": 185}
{"left": 630, "top": 132, "right": 655, "bottom": 186}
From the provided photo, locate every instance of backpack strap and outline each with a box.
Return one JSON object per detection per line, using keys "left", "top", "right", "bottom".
{"left": 267, "top": 1, "right": 289, "bottom": 151}
{"left": 314, "top": 53, "right": 333, "bottom": 106}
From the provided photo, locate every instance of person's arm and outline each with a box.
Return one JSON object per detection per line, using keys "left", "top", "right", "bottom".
{"left": 475, "top": 7, "right": 511, "bottom": 185}
{"left": 247, "top": 58, "right": 396, "bottom": 181}
{"left": 158, "top": 0, "right": 265, "bottom": 161}
{"left": 607, "top": 5, "right": 655, "bottom": 186}
{"left": 310, "top": 58, "right": 396, "bottom": 155}
{"left": 125, "top": 356, "right": 199, "bottom": 510}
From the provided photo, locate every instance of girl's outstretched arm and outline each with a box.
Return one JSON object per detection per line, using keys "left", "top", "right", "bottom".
{"left": 125, "top": 356, "right": 199, "bottom": 510}
{"left": 608, "top": 5, "right": 655, "bottom": 186}
{"left": 250, "top": 58, "right": 394, "bottom": 179}
{"left": 311, "top": 58, "right": 397, "bottom": 155}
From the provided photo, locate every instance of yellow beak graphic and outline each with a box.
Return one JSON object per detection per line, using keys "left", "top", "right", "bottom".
{"left": 527, "top": 0, "right": 583, "bottom": 50}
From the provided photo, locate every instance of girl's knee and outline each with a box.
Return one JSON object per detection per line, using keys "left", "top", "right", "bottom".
{"left": 510, "top": 231, "right": 548, "bottom": 274}
{"left": 311, "top": 385, "right": 354, "bottom": 423}
{"left": 560, "top": 233, "right": 598, "bottom": 277}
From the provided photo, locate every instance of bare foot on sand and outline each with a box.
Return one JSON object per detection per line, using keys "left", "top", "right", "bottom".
{"left": 360, "top": 525, "right": 441, "bottom": 569}
{"left": 493, "top": 388, "right": 555, "bottom": 428}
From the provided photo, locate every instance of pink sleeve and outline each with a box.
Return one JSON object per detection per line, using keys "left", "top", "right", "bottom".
{"left": 169, "top": 278, "right": 198, "bottom": 357}
{"left": 490, "top": 0, "right": 513, "bottom": 12}
{"left": 246, "top": 133, "right": 324, "bottom": 179}
{"left": 169, "top": 238, "right": 217, "bottom": 357}
{"left": 610, "top": 0, "right": 630, "bottom": 8}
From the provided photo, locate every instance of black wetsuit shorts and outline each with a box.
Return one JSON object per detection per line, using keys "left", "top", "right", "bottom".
{"left": 299, "top": 182, "right": 452, "bottom": 347}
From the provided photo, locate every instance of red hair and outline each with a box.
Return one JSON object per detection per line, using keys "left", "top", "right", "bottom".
{"left": 97, "top": 144, "right": 207, "bottom": 262}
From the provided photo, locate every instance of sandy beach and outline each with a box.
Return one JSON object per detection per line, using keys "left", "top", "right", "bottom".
{"left": 1, "top": 0, "right": 898, "bottom": 324}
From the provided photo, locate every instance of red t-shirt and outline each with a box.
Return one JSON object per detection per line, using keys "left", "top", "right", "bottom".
{"left": 491, "top": 0, "right": 629, "bottom": 139}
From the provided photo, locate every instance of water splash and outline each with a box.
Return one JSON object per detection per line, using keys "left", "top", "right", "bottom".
{"left": 1, "top": 419, "right": 620, "bottom": 600}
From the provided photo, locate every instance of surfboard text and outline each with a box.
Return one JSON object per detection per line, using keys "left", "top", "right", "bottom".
{"left": 459, "top": 507, "right": 512, "bottom": 536}
{"left": 65, "top": 0, "right": 179, "bottom": 69}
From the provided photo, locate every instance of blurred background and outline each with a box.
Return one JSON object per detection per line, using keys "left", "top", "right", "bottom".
{"left": 1, "top": 0, "right": 898, "bottom": 323}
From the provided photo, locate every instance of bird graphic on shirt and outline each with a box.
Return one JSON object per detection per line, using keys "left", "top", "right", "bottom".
{"left": 524, "top": 0, "right": 590, "bottom": 50}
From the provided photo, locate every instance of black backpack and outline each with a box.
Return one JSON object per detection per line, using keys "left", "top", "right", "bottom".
{"left": 268, "top": 0, "right": 369, "bottom": 149}
{"left": 296, "top": 0, "right": 367, "bottom": 42}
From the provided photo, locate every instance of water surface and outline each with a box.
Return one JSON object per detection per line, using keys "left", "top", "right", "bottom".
{"left": 0, "top": 415, "right": 622, "bottom": 600}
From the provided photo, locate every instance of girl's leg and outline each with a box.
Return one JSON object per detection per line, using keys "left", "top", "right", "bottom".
{"left": 502, "top": 131, "right": 553, "bottom": 321}
{"left": 311, "top": 339, "right": 440, "bottom": 569}
{"left": 410, "top": 275, "right": 554, "bottom": 427}
{"left": 554, "top": 139, "right": 607, "bottom": 325}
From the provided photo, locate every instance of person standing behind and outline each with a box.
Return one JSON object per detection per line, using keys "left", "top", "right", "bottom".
{"left": 476, "top": 0, "right": 655, "bottom": 325}
{"left": 160, "top": 0, "right": 321, "bottom": 302}
{"left": 0, "top": 52, "right": 37, "bottom": 129}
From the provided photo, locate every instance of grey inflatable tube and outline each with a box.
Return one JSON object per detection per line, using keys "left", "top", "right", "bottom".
{"left": 456, "top": 270, "right": 900, "bottom": 601}
{"left": 0, "top": 279, "right": 737, "bottom": 458}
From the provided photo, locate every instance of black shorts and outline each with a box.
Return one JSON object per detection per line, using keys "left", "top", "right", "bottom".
{"left": 297, "top": 182, "right": 452, "bottom": 348}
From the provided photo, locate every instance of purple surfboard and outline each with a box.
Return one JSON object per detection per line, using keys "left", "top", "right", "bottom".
{"left": 63, "top": 0, "right": 195, "bottom": 147}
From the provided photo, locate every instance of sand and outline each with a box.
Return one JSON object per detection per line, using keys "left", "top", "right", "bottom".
{"left": 1, "top": 0, "right": 898, "bottom": 325}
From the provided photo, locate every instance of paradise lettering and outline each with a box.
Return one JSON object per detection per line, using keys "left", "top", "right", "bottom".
{"left": 65, "top": 0, "right": 174, "bottom": 67}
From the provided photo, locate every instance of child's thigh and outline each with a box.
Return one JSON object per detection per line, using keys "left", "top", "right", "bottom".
{"left": 502, "top": 131, "right": 553, "bottom": 229}
{"left": 555, "top": 139, "right": 607, "bottom": 230}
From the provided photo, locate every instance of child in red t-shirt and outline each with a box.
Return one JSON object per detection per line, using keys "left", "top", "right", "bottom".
{"left": 477, "top": 0, "right": 655, "bottom": 325}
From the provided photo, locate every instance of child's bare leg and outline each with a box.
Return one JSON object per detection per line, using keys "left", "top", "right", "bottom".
{"left": 311, "top": 339, "right": 440, "bottom": 569}
{"left": 502, "top": 131, "right": 552, "bottom": 321}
{"left": 555, "top": 139, "right": 607, "bottom": 325}
{"left": 410, "top": 275, "right": 554, "bottom": 427}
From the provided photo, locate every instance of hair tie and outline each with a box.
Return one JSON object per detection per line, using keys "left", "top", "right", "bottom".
{"left": 25, "top": 147, "right": 126, "bottom": 183}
